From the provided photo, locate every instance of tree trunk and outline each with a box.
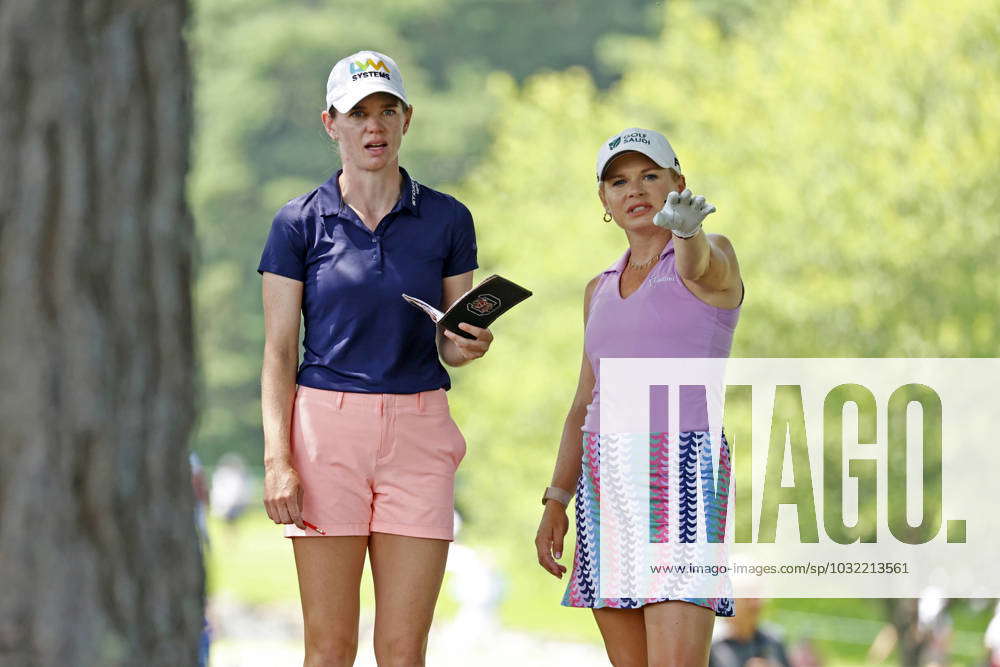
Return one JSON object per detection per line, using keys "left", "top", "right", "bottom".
{"left": 0, "top": 1, "right": 202, "bottom": 665}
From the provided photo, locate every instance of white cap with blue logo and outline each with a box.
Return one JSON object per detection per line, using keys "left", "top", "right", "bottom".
{"left": 596, "top": 127, "right": 682, "bottom": 182}
{"left": 326, "top": 50, "right": 409, "bottom": 114}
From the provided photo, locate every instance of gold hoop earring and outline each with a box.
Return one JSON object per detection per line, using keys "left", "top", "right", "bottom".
{"left": 603, "top": 212, "right": 613, "bottom": 223}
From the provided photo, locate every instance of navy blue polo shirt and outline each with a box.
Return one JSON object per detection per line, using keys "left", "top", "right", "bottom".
{"left": 257, "top": 168, "right": 478, "bottom": 393}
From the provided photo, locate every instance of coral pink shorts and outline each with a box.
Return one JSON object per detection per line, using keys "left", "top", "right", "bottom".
{"left": 284, "top": 385, "right": 467, "bottom": 541}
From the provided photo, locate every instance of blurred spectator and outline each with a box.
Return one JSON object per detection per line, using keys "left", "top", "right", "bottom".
{"left": 710, "top": 597, "right": 792, "bottom": 667}
{"left": 189, "top": 452, "right": 211, "bottom": 667}
{"left": 210, "top": 452, "right": 251, "bottom": 526}
{"left": 867, "top": 589, "right": 952, "bottom": 666}
{"left": 190, "top": 451, "right": 210, "bottom": 545}
{"left": 787, "top": 638, "right": 822, "bottom": 667}
{"left": 917, "top": 589, "right": 953, "bottom": 666}
{"left": 983, "top": 600, "right": 1000, "bottom": 666}
{"left": 445, "top": 510, "right": 505, "bottom": 646}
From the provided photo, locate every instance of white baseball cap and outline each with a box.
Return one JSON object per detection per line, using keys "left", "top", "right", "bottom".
{"left": 596, "top": 127, "right": 682, "bottom": 182}
{"left": 325, "top": 50, "right": 408, "bottom": 114}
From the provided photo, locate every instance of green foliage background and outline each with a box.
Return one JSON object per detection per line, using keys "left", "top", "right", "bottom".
{"left": 190, "top": 0, "right": 999, "bottom": 656}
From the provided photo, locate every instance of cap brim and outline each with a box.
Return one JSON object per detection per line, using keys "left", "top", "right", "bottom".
{"left": 598, "top": 145, "right": 685, "bottom": 181}
{"left": 598, "top": 150, "right": 630, "bottom": 180}
{"left": 599, "top": 148, "right": 670, "bottom": 180}
{"left": 329, "top": 84, "right": 408, "bottom": 114}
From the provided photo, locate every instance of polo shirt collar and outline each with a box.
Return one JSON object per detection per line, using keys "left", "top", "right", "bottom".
{"left": 399, "top": 167, "right": 421, "bottom": 215}
{"left": 317, "top": 167, "right": 421, "bottom": 217}
{"left": 605, "top": 237, "right": 675, "bottom": 274}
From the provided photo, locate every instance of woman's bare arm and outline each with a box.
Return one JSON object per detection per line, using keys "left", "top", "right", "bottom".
{"left": 260, "top": 272, "right": 305, "bottom": 528}
{"left": 535, "top": 274, "right": 600, "bottom": 577}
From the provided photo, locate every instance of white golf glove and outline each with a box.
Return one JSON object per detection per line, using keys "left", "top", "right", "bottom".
{"left": 652, "top": 189, "right": 716, "bottom": 238}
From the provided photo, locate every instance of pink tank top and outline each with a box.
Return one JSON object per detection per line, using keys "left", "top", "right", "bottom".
{"left": 582, "top": 238, "right": 741, "bottom": 433}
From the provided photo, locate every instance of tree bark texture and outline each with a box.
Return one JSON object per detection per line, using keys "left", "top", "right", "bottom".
{"left": 0, "top": 1, "right": 202, "bottom": 665}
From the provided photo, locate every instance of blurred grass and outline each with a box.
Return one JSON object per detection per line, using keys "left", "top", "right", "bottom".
{"left": 205, "top": 502, "right": 991, "bottom": 665}
{"left": 203, "top": 511, "right": 458, "bottom": 618}
{"left": 497, "top": 539, "right": 891, "bottom": 662}
{"left": 205, "top": 512, "right": 306, "bottom": 606}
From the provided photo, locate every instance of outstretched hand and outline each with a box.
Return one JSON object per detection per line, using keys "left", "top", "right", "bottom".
{"left": 652, "top": 188, "right": 716, "bottom": 238}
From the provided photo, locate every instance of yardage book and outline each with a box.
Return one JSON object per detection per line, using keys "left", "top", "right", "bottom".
{"left": 402, "top": 275, "right": 532, "bottom": 339}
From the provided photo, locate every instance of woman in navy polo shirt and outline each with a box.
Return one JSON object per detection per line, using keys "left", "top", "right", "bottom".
{"left": 257, "top": 50, "right": 493, "bottom": 665}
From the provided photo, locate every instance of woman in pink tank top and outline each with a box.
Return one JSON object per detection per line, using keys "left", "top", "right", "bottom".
{"left": 534, "top": 128, "right": 745, "bottom": 666}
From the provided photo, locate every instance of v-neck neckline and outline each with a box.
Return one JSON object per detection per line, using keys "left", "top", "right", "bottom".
{"left": 617, "top": 263, "right": 655, "bottom": 300}
{"left": 616, "top": 239, "right": 672, "bottom": 300}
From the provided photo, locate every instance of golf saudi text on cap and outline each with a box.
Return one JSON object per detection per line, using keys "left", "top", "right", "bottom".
{"left": 596, "top": 128, "right": 682, "bottom": 182}
{"left": 326, "top": 50, "right": 408, "bottom": 114}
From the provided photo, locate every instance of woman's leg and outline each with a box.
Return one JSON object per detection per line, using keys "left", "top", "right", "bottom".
{"left": 292, "top": 536, "right": 369, "bottom": 667}
{"left": 593, "top": 607, "right": 649, "bottom": 666}
{"left": 643, "top": 600, "right": 716, "bottom": 667}
{"left": 368, "top": 532, "right": 450, "bottom": 667}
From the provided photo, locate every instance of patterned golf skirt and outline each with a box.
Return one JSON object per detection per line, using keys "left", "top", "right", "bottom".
{"left": 561, "top": 431, "right": 735, "bottom": 615}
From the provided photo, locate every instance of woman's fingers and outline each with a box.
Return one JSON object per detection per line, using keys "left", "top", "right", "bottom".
{"left": 274, "top": 501, "right": 292, "bottom": 525}
{"left": 285, "top": 492, "right": 305, "bottom": 530}
{"left": 264, "top": 469, "right": 304, "bottom": 527}
{"left": 294, "top": 485, "right": 306, "bottom": 530}
{"left": 535, "top": 533, "right": 562, "bottom": 577}
{"left": 535, "top": 523, "right": 567, "bottom": 578}
{"left": 444, "top": 324, "right": 494, "bottom": 359}
{"left": 535, "top": 531, "right": 554, "bottom": 574}
{"left": 457, "top": 322, "right": 493, "bottom": 341}
{"left": 442, "top": 329, "right": 478, "bottom": 356}
{"left": 550, "top": 522, "right": 567, "bottom": 575}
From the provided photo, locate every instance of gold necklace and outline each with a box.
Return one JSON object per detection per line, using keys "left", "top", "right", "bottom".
{"left": 627, "top": 254, "right": 661, "bottom": 271}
